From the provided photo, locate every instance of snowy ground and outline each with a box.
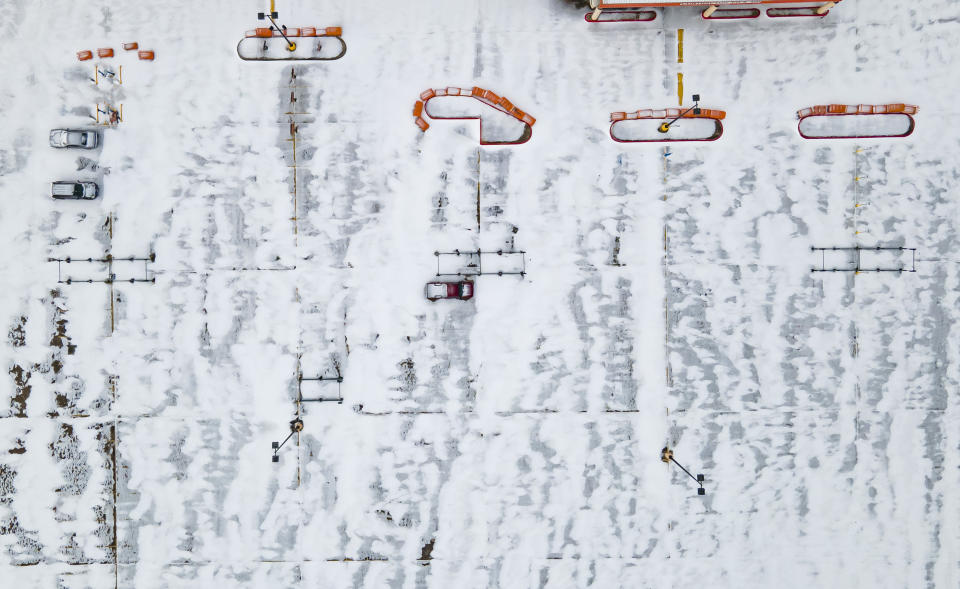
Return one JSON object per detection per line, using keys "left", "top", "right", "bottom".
{"left": 0, "top": 0, "right": 958, "bottom": 588}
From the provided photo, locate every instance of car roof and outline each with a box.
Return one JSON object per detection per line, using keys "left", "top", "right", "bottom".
{"left": 52, "top": 182, "right": 80, "bottom": 194}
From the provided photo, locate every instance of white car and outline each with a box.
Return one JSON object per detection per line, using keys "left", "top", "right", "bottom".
{"left": 49, "top": 129, "right": 98, "bottom": 149}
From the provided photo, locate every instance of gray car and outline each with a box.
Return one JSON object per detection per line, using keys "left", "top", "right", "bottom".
{"left": 49, "top": 129, "right": 98, "bottom": 149}
{"left": 51, "top": 181, "right": 99, "bottom": 200}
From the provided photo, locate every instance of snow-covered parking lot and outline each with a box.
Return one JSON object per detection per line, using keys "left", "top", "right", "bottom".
{"left": 0, "top": 1, "right": 958, "bottom": 587}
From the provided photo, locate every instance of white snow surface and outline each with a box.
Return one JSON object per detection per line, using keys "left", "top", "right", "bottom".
{"left": 0, "top": 1, "right": 958, "bottom": 588}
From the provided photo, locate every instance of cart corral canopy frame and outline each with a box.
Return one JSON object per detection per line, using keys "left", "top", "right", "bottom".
{"left": 587, "top": 1, "right": 840, "bottom": 21}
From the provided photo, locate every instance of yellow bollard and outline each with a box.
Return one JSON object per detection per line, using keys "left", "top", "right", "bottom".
{"left": 677, "top": 72, "right": 684, "bottom": 106}
{"left": 677, "top": 29, "right": 684, "bottom": 63}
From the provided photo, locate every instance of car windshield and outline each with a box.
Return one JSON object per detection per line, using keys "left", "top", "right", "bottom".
{"left": 460, "top": 283, "right": 472, "bottom": 296}
{"left": 73, "top": 185, "right": 84, "bottom": 196}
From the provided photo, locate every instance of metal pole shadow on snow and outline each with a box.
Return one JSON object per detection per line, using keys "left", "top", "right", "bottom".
{"left": 433, "top": 249, "right": 527, "bottom": 278}
{"left": 49, "top": 253, "right": 156, "bottom": 284}
{"left": 810, "top": 246, "right": 917, "bottom": 273}
{"left": 298, "top": 371, "right": 344, "bottom": 404}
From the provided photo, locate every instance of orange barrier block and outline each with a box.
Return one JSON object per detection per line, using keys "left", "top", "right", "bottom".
{"left": 617, "top": 108, "right": 725, "bottom": 122}
{"left": 481, "top": 90, "right": 501, "bottom": 104}
{"left": 77, "top": 50, "right": 93, "bottom": 61}
{"left": 138, "top": 50, "right": 155, "bottom": 61}
{"left": 251, "top": 28, "right": 273, "bottom": 38}
{"left": 415, "top": 86, "right": 536, "bottom": 143}
{"left": 796, "top": 103, "right": 919, "bottom": 139}
{"left": 324, "top": 27, "right": 342, "bottom": 36}
{"left": 97, "top": 48, "right": 114, "bottom": 58}
{"left": 799, "top": 104, "right": 918, "bottom": 119}
{"left": 122, "top": 42, "right": 138, "bottom": 51}
{"left": 610, "top": 106, "right": 725, "bottom": 142}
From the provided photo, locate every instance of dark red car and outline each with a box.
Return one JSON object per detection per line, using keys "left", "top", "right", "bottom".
{"left": 425, "top": 280, "right": 474, "bottom": 301}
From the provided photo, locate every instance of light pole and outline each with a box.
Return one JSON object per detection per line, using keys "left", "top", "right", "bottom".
{"left": 271, "top": 417, "right": 304, "bottom": 462}
{"left": 661, "top": 446, "right": 706, "bottom": 495}
{"left": 258, "top": 3, "right": 296, "bottom": 52}
{"left": 658, "top": 94, "right": 701, "bottom": 133}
